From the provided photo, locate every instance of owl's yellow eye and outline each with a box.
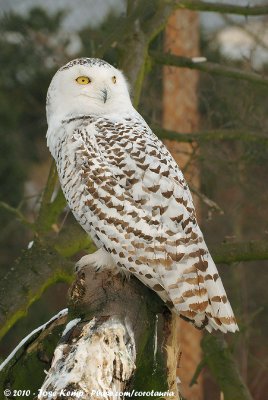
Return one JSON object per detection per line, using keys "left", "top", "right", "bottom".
{"left": 76, "top": 76, "right": 91, "bottom": 85}
{"left": 112, "top": 76, "right": 117, "bottom": 84}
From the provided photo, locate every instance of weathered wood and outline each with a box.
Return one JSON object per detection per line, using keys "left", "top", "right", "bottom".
{"left": 38, "top": 267, "right": 180, "bottom": 399}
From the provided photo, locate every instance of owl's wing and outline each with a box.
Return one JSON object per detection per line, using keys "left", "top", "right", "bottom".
{"left": 64, "top": 117, "right": 238, "bottom": 333}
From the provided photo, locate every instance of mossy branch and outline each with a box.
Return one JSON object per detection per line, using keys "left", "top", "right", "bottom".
{"left": 176, "top": 0, "right": 268, "bottom": 16}
{"left": 211, "top": 239, "right": 268, "bottom": 264}
{"left": 202, "top": 334, "right": 253, "bottom": 400}
{"left": 0, "top": 239, "right": 73, "bottom": 341}
{"left": 0, "top": 217, "right": 94, "bottom": 341}
{"left": 0, "top": 309, "right": 68, "bottom": 374}
{"left": 150, "top": 51, "right": 268, "bottom": 87}
{"left": 154, "top": 125, "right": 268, "bottom": 143}
{"left": 0, "top": 201, "right": 33, "bottom": 229}
{"left": 0, "top": 311, "right": 68, "bottom": 393}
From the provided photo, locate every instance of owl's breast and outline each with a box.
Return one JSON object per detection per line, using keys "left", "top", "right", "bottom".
{"left": 53, "top": 124, "right": 101, "bottom": 244}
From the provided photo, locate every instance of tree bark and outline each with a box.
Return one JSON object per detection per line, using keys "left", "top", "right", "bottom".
{"left": 163, "top": 8, "right": 203, "bottom": 400}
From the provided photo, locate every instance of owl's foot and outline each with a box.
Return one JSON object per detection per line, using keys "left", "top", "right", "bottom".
{"left": 75, "top": 248, "right": 117, "bottom": 273}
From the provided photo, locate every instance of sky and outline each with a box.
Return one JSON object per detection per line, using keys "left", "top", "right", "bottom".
{"left": 0, "top": 0, "right": 265, "bottom": 32}
{"left": 0, "top": 0, "right": 126, "bottom": 30}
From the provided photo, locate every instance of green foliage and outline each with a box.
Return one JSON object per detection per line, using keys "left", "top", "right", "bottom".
{"left": 1, "top": 7, "right": 65, "bottom": 34}
{"left": 0, "top": 8, "right": 65, "bottom": 168}
{"left": 0, "top": 8, "right": 71, "bottom": 275}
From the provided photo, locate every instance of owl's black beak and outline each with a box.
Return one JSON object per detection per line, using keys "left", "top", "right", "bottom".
{"left": 101, "top": 88, "right": 108, "bottom": 103}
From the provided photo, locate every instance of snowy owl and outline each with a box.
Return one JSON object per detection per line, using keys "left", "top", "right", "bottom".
{"left": 46, "top": 58, "right": 238, "bottom": 333}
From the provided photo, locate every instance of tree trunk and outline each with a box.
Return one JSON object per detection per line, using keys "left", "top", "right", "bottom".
{"left": 163, "top": 8, "right": 203, "bottom": 400}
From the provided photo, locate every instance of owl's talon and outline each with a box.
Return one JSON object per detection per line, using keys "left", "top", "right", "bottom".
{"left": 75, "top": 248, "right": 117, "bottom": 274}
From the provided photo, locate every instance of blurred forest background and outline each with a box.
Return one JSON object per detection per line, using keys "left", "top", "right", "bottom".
{"left": 0, "top": 1, "right": 268, "bottom": 399}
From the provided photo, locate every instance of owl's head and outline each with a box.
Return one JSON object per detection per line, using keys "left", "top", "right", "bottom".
{"left": 46, "top": 58, "right": 133, "bottom": 127}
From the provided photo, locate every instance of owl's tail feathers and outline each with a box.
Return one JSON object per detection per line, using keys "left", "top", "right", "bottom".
{"left": 201, "top": 253, "right": 239, "bottom": 333}
{"left": 164, "top": 252, "right": 239, "bottom": 333}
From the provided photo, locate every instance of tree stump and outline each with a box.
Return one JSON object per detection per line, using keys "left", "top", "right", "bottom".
{"left": 38, "top": 266, "right": 181, "bottom": 400}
